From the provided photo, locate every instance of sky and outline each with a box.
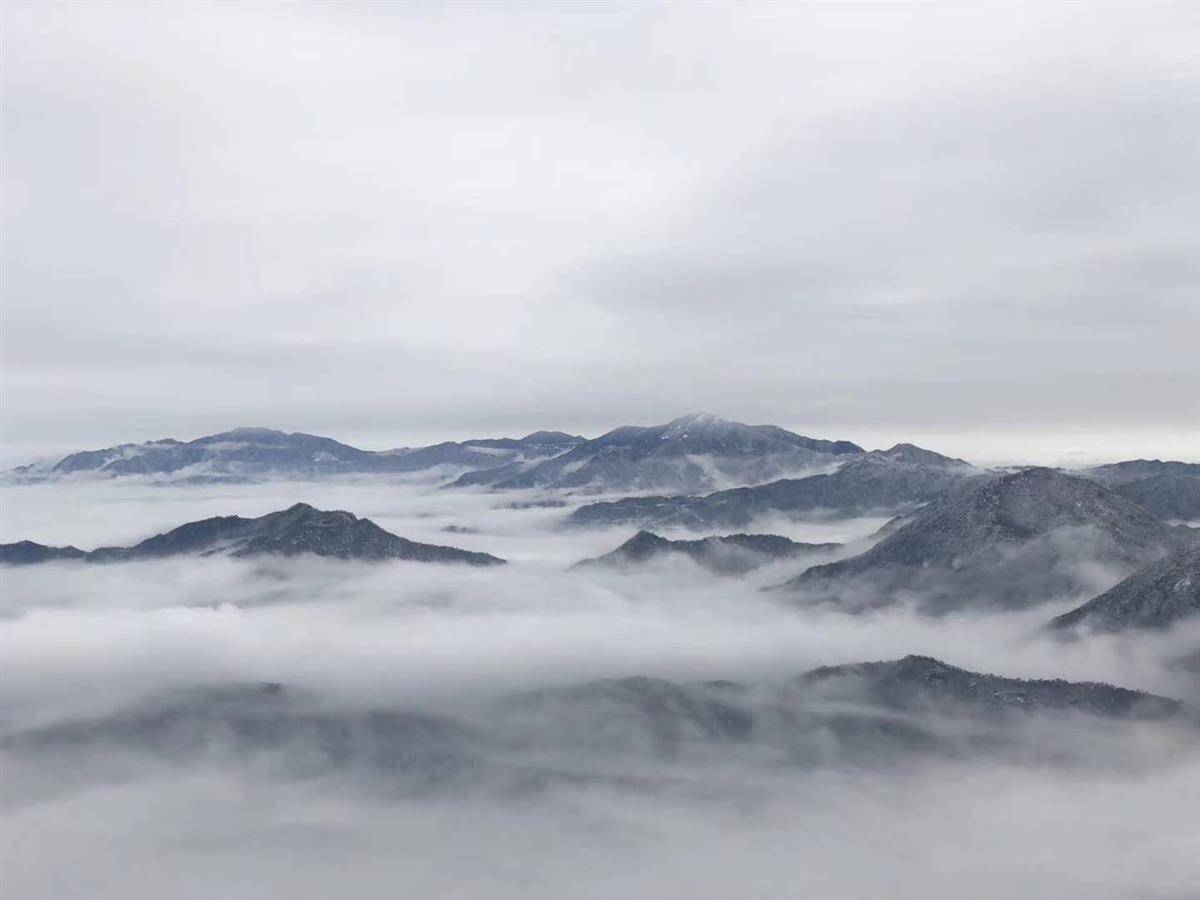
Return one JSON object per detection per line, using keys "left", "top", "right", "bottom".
{"left": 2, "top": 1, "right": 1198, "bottom": 465}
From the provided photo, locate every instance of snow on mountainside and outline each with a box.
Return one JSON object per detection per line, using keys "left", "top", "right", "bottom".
{"left": 568, "top": 443, "right": 979, "bottom": 530}
{"left": 1050, "top": 544, "right": 1200, "bottom": 633}
{"left": 1079, "top": 459, "right": 1200, "bottom": 522}
{"left": 8, "top": 427, "right": 585, "bottom": 482}
{"left": 779, "top": 468, "right": 1192, "bottom": 613}
{"left": 483, "top": 414, "right": 864, "bottom": 494}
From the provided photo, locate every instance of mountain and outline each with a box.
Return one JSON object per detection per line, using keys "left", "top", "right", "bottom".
{"left": 9, "top": 427, "right": 585, "bottom": 482}
{"left": 7, "top": 657, "right": 1179, "bottom": 795}
{"left": 1, "top": 683, "right": 482, "bottom": 787}
{"left": 1085, "top": 460, "right": 1200, "bottom": 479}
{"left": 778, "top": 468, "right": 1188, "bottom": 613}
{"left": 477, "top": 414, "right": 864, "bottom": 494}
{"left": 1081, "top": 460, "right": 1200, "bottom": 522}
{"left": 0, "top": 503, "right": 505, "bottom": 566}
{"left": 568, "top": 443, "right": 978, "bottom": 531}
{"left": 574, "top": 530, "right": 841, "bottom": 575}
{"left": 1050, "top": 545, "right": 1200, "bottom": 633}
{"left": 0, "top": 540, "right": 87, "bottom": 565}
{"left": 797, "top": 654, "right": 1179, "bottom": 720}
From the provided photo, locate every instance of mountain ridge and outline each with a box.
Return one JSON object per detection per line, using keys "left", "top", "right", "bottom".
{"left": 568, "top": 442, "right": 979, "bottom": 530}
{"left": 479, "top": 414, "right": 865, "bottom": 494}
{"left": 0, "top": 502, "right": 505, "bottom": 566}
{"left": 10, "top": 427, "right": 586, "bottom": 483}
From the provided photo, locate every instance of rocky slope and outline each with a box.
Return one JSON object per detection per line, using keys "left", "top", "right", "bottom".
{"left": 1050, "top": 545, "right": 1200, "bottom": 632}
{"left": 778, "top": 468, "right": 1188, "bottom": 613}
{"left": 0, "top": 503, "right": 505, "bottom": 566}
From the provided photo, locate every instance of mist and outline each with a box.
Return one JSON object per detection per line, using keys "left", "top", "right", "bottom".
{"left": 3, "top": 476, "right": 1199, "bottom": 898}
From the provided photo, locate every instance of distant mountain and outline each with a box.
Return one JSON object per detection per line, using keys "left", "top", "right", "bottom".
{"left": 0, "top": 503, "right": 504, "bottom": 566}
{"left": 476, "top": 414, "right": 864, "bottom": 494}
{"left": 779, "top": 468, "right": 1187, "bottom": 613}
{"left": 1080, "top": 460, "right": 1200, "bottom": 522}
{"left": 575, "top": 530, "right": 841, "bottom": 575}
{"left": 9, "top": 427, "right": 586, "bottom": 482}
{"left": 568, "top": 443, "right": 978, "bottom": 531}
{"left": 1084, "top": 460, "right": 1200, "bottom": 479}
{"left": 0, "top": 540, "right": 87, "bottom": 565}
{"left": 1050, "top": 545, "right": 1200, "bottom": 633}
{"left": 8, "top": 657, "right": 1179, "bottom": 793}
{"left": 2, "top": 682, "right": 481, "bottom": 785}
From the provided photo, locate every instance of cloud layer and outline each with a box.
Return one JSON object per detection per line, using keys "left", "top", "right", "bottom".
{"left": 3, "top": 476, "right": 1199, "bottom": 898}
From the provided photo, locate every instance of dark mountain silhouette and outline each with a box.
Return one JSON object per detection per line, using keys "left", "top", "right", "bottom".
{"left": 568, "top": 443, "right": 979, "bottom": 530}
{"left": 778, "top": 468, "right": 1187, "bottom": 612}
{"left": 575, "top": 530, "right": 840, "bottom": 575}
{"left": 1050, "top": 545, "right": 1200, "bottom": 633}
{"left": 0, "top": 503, "right": 505, "bottom": 566}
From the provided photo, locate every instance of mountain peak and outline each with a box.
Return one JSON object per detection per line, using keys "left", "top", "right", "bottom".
{"left": 618, "top": 530, "right": 672, "bottom": 558}
{"left": 668, "top": 413, "right": 725, "bottom": 426}
{"left": 662, "top": 413, "right": 737, "bottom": 436}
{"left": 877, "top": 443, "right": 972, "bottom": 468}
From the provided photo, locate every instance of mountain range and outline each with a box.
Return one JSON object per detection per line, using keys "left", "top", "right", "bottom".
{"left": 0, "top": 503, "right": 504, "bottom": 567}
{"left": 10, "top": 426, "right": 584, "bottom": 483}
{"left": 5, "top": 655, "right": 1181, "bottom": 795}
{"left": 9, "top": 415, "right": 862, "bottom": 494}
{"left": 568, "top": 443, "right": 980, "bottom": 530}
{"left": 1082, "top": 459, "right": 1200, "bottom": 522}
{"left": 10, "top": 418, "right": 1196, "bottom": 523}
{"left": 460, "top": 413, "right": 864, "bottom": 493}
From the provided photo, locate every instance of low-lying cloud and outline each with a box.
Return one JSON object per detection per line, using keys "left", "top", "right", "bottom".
{"left": 2, "top": 477, "right": 1198, "bottom": 898}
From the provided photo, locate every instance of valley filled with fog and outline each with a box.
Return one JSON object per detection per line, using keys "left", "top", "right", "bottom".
{"left": 3, "top": 460, "right": 1198, "bottom": 899}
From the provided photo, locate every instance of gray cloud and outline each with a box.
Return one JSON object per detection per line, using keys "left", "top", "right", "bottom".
{"left": 2, "top": 2, "right": 1197, "bottom": 458}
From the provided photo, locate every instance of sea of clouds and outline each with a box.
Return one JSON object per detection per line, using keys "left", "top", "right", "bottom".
{"left": 2, "top": 476, "right": 1198, "bottom": 899}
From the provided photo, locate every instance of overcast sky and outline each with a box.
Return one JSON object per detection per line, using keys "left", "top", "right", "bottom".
{"left": 2, "top": 1, "right": 1197, "bottom": 464}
